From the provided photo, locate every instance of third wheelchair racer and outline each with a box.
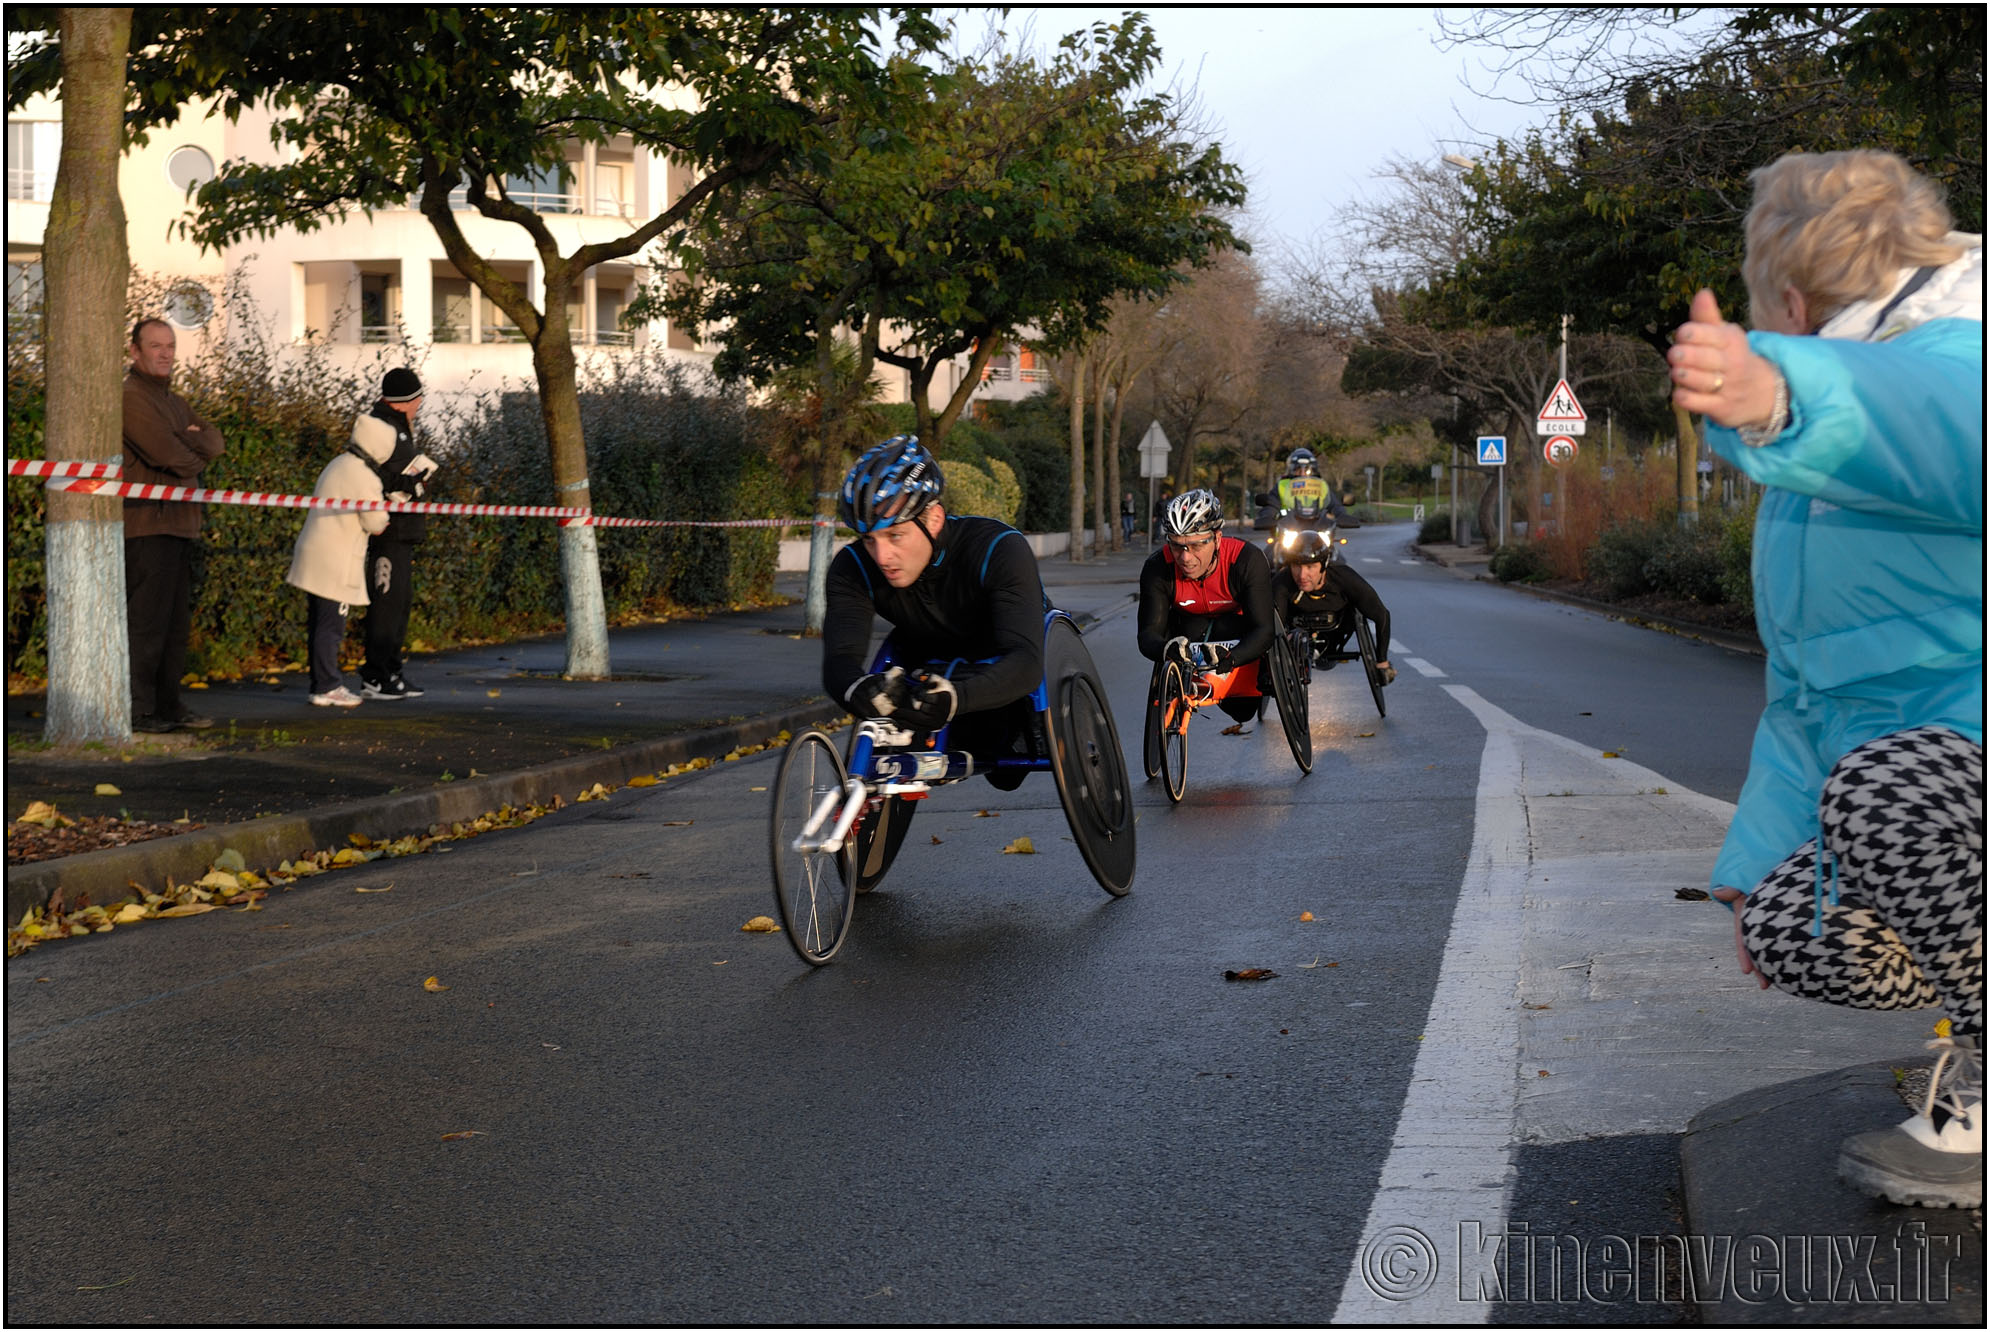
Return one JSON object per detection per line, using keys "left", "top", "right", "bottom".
{"left": 1136, "top": 489, "right": 1279, "bottom": 725}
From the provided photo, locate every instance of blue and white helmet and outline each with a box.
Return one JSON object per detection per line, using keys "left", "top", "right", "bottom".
{"left": 840, "top": 435, "right": 944, "bottom": 534}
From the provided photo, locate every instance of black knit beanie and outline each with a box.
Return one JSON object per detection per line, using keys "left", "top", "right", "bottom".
{"left": 381, "top": 367, "right": 423, "bottom": 403}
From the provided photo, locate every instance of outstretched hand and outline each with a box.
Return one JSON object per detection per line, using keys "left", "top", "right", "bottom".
{"left": 1668, "top": 289, "right": 1785, "bottom": 432}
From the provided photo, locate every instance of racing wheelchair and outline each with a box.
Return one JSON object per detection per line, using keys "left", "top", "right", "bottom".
{"left": 1284, "top": 606, "right": 1387, "bottom": 719}
{"left": 769, "top": 610, "right": 1135, "bottom": 966}
{"left": 1140, "top": 634, "right": 1311, "bottom": 804}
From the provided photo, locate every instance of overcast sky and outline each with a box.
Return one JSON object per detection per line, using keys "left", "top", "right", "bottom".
{"left": 987, "top": 7, "right": 1555, "bottom": 258}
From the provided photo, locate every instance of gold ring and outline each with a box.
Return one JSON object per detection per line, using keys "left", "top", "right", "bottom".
{"left": 1712, "top": 375, "right": 1724, "bottom": 393}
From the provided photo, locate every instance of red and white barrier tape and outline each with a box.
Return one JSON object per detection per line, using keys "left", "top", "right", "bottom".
{"left": 10, "top": 460, "right": 805, "bottom": 529}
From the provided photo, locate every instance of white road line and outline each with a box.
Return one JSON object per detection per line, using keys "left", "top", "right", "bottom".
{"left": 1361, "top": 556, "right": 1383, "bottom": 564}
{"left": 1398, "top": 559, "right": 1419, "bottom": 564}
{"left": 1405, "top": 657, "right": 1446, "bottom": 678}
{"left": 1391, "top": 637, "right": 1411, "bottom": 655}
{"left": 1333, "top": 686, "right": 1733, "bottom": 1321}
{"left": 1333, "top": 687, "right": 1530, "bottom": 1323}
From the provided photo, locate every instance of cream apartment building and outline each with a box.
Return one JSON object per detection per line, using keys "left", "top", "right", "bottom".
{"left": 7, "top": 93, "right": 1048, "bottom": 414}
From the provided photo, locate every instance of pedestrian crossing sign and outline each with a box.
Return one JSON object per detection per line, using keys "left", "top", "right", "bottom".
{"left": 1477, "top": 435, "right": 1507, "bottom": 466}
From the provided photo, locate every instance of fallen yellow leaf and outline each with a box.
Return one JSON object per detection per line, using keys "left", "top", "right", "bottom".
{"left": 423, "top": 975, "right": 450, "bottom": 992}
{"left": 355, "top": 885, "right": 393, "bottom": 894}
{"left": 155, "top": 903, "right": 217, "bottom": 917}
{"left": 95, "top": 783, "right": 122, "bottom": 796}
{"left": 440, "top": 1130, "right": 485, "bottom": 1141}
{"left": 195, "top": 870, "right": 240, "bottom": 893}
{"left": 1001, "top": 837, "right": 1035, "bottom": 855}
{"left": 1602, "top": 751, "right": 1621, "bottom": 758}
{"left": 486, "top": 689, "right": 502, "bottom": 698}
{"left": 741, "top": 916, "right": 779, "bottom": 933}
{"left": 576, "top": 783, "right": 611, "bottom": 803}
{"left": 1299, "top": 911, "right": 1314, "bottom": 922}
{"left": 626, "top": 775, "right": 659, "bottom": 787}
{"left": 112, "top": 904, "right": 147, "bottom": 924}
{"left": 213, "top": 849, "right": 246, "bottom": 873}
{"left": 17, "top": 801, "right": 67, "bottom": 828}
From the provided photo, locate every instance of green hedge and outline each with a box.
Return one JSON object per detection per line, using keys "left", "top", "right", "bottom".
{"left": 5, "top": 353, "right": 786, "bottom": 682}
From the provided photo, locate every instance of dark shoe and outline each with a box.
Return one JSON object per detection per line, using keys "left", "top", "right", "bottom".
{"left": 172, "top": 711, "right": 216, "bottom": 730}
{"left": 362, "top": 675, "right": 419, "bottom": 700}
{"left": 133, "top": 714, "right": 179, "bottom": 734}
{"left": 983, "top": 769, "right": 1027, "bottom": 791}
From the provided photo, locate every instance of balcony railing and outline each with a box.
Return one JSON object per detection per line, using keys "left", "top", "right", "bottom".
{"left": 359, "top": 325, "right": 402, "bottom": 344}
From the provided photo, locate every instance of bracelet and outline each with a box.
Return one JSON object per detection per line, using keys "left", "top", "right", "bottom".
{"left": 1736, "top": 371, "right": 1790, "bottom": 447}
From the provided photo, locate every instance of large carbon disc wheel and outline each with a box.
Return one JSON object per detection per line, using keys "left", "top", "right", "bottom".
{"left": 1141, "top": 658, "right": 1164, "bottom": 780}
{"left": 1270, "top": 631, "right": 1312, "bottom": 774}
{"left": 1044, "top": 615, "right": 1137, "bottom": 896}
{"left": 1158, "top": 658, "right": 1189, "bottom": 805}
{"left": 770, "top": 729, "right": 857, "bottom": 965}
{"left": 1356, "top": 614, "right": 1387, "bottom": 719}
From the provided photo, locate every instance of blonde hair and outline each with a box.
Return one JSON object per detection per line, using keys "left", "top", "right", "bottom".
{"left": 1742, "top": 150, "right": 1962, "bottom": 328}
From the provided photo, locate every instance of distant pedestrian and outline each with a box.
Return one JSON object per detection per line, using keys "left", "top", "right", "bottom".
{"left": 285, "top": 405, "right": 395, "bottom": 707}
{"left": 1670, "top": 148, "right": 1982, "bottom": 1209}
{"left": 355, "top": 368, "right": 438, "bottom": 699}
{"left": 121, "top": 318, "right": 225, "bottom": 733}
{"left": 1120, "top": 491, "right": 1136, "bottom": 544}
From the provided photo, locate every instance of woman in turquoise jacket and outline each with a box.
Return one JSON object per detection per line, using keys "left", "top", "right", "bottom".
{"left": 1669, "top": 150, "right": 1982, "bottom": 1210}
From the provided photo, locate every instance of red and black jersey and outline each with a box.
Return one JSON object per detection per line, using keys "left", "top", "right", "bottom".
{"left": 1136, "top": 536, "right": 1275, "bottom": 666}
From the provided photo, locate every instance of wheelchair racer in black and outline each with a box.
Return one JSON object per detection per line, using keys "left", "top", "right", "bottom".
{"left": 1136, "top": 488, "right": 1278, "bottom": 725}
{"left": 1270, "top": 528, "right": 1396, "bottom": 683}
{"left": 822, "top": 435, "right": 1047, "bottom": 788}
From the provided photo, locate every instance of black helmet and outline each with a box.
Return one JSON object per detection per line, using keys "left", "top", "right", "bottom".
{"left": 839, "top": 435, "right": 944, "bottom": 534}
{"left": 1276, "top": 527, "right": 1334, "bottom": 566}
{"left": 1285, "top": 448, "right": 1317, "bottom": 478}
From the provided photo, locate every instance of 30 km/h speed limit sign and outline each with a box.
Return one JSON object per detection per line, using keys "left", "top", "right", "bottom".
{"left": 1543, "top": 435, "right": 1579, "bottom": 466}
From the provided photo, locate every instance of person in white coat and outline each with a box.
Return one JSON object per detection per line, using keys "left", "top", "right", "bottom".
{"left": 286, "top": 418, "right": 393, "bottom": 706}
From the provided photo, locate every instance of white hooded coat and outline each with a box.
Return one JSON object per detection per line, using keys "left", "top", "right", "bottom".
{"left": 285, "top": 415, "right": 395, "bottom": 604}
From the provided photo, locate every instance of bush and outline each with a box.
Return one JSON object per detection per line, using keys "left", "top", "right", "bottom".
{"left": 1417, "top": 508, "right": 1453, "bottom": 543}
{"left": 1643, "top": 522, "right": 1727, "bottom": 604}
{"left": 1585, "top": 520, "right": 1667, "bottom": 599}
{"left": 1489, "top": 541, "right": 1551, "bottom": 583}
{"left": 1718, "top": 497, "right": 1757, "bottom": 616}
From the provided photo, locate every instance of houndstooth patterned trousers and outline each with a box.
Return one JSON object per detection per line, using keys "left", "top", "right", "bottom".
{"left": 1739, "top": 726, "right": 1984, "bottom": 1038}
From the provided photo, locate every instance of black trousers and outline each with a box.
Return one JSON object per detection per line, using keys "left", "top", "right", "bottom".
{"left": 306, "top": 594, "right": 348, "bottom": 696}
{"left": 361, "top": 538, "right": 414, "bottom": 683}
{"left": 125, "top": 534, "right": 193, "bottom": 720}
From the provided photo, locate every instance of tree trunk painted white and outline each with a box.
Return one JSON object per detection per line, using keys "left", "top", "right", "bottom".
{"left": 804, "top": 504, "right": 834, "bottom": 636}
{"left": 42, "top": 7, "right": 133, "bottom": 745}
{"left": 558, "top": 523, "right": 609, "bottom": 678}
{"left": 44, "top": 521, "right": 130, "bottom": 743}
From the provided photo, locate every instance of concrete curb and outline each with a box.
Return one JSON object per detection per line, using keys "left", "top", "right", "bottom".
{"left": 5, "top": 698, "right": 843, "bottom": 920}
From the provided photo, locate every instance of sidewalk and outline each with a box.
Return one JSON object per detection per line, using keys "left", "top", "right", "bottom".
{"left": 4, "top": 542, "right": 1150, "bottom": 919}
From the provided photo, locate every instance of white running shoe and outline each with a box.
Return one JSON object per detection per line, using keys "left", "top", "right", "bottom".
{"left": 310, "top": 685, "right": 363, "bottom": 708}
{"left": 1839, "top": 1034, "right": 1983, "bottom": 1208}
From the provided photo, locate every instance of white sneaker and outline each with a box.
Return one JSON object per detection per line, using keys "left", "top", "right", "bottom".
{"left": 310, "top": 685, "right": 363, "bottom": 708}
{"left": 1839, "top": 1035, "right": 1983, "bottom": 1207}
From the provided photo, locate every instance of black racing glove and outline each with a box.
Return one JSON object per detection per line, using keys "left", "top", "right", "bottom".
{"left": 899, "top": 671, "right": 960, "bottom": 730}
{"left": 844, "top": 668, "right": 913, "bottom": 720}
{"left": 1204, "top": 645, "right": 1235, "bottom": 674}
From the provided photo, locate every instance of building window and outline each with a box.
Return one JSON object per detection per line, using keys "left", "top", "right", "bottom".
{"left": 359, "top": 270, "right": 401, "bottom": 343}
{"left": 507, "top": 161, "right": 577, "bottom": 214}
{"left": 165, "top": 145, "right": 215, "bottom": 195}
{"left": 432, "top": 276, "right": 471, "bottom": 343}
{"left": 164, "top": 280, "right": 214, "bottom": 329}
{"left": 593, "top": 161, "right": 630, "bottom": 218}
{"left": 6, "top": 121, "right": 60, "bottom": 202}
{"left": 596, "top": 287, "right": 631, "bottom": 346}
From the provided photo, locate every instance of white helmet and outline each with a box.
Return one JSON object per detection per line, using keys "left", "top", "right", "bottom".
{"left": 1162, "top": 489, "right": 1223, "bottom": 539}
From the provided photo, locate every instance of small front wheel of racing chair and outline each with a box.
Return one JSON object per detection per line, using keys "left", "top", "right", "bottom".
{"left": 1154, "top": 657, "right": 1191, "bottom": 804}
{"left": 769, "top": 728, "right": 859, "bottom": 966}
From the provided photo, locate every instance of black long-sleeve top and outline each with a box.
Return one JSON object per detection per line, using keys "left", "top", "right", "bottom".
{"left": 1135, "top": 536, "right": 1275, "bottom": 666}
{"left": 822, "top": 515, "right": 1046, "bottom": 714}
{"left": 1270, "top": 562, "right": 1392, "bottom": 661}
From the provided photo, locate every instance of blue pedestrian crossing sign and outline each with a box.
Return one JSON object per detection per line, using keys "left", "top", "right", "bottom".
{"left": 1477, "top": 435, "right": 1507, "bottom": 466}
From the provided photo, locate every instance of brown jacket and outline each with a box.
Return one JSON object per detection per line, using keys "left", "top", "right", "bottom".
{"left": 121, "top": 368, "right": 225, "bottom": 539}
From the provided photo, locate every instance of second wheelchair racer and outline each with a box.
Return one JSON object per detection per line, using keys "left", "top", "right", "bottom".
{"left": 821, "top": 435, "right": 1048, "bottom": 788}
{"left": 1271, "top": 528, "right": 1396, "bottom": 684}
{"left": 1136, "top": 488, "right": 1278, "bottom": 726}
